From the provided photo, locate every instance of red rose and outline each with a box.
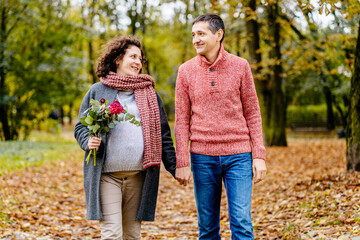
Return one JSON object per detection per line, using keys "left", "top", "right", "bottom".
{"left": 109, "top": 100, "right": 124, "bottom": 115}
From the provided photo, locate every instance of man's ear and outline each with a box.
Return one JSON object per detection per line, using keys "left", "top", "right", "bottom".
{"left": 216, "top": 29, "right": 224, "bottom": 42}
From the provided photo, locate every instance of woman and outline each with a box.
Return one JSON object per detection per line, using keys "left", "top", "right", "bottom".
{"left": 74, "top": 36, "right": 176, "bottom": 239}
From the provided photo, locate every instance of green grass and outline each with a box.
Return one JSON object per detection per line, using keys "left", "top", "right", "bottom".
{"left": 0, "top": 131, "right": 80, "bottom": 175}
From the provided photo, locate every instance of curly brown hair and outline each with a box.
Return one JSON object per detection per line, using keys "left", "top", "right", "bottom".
{"left": 96, "top": 36, "right": 146, "bottom": 78}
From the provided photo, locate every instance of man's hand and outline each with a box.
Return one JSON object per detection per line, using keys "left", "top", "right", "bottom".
{"left": 176, "top": 166, "right": 191, "bottom": 186}
{"left": 88, "top": 136, "right": 101, "bottom": 150}
{"left": 253, "top": 158, "right": 267, "bottom": 184}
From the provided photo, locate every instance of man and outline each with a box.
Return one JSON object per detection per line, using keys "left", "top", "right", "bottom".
{"left": 174, "top": 13, "right": 267, "bottom": 239}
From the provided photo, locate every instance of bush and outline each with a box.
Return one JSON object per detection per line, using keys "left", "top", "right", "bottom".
{"left": 286, "top": 105, "right": 343, "bottom": 127}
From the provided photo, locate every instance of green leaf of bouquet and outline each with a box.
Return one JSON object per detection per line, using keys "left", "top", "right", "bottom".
{"left": 109, "top": 122, "right": 115, "bottom": 128}
{"left": 118, "top": 113, "right": 125, "bottom": 121}
{"left": 80, "top": 117, "right": 88, "bottom": 126}
{"left": 90, "top": 99, "right": 100, "bottom": 108}
{"left": 87, "top": 125, "right": 94, "bottom": 131}
{"left": 89, "top": 110, "right": 96, "bottom": 118}
{"left": 93, "top": 124, "right": 100, "bottom": 133}
{"left": 103, "top": 126, "right": 110, "bottom": 132}
{"left": 85, "top": 116, "right": 93, "bottom": 125}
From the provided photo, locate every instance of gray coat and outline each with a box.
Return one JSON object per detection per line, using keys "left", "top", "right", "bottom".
{"left": 74, "top": 82, "right": 176, "bottom": 221}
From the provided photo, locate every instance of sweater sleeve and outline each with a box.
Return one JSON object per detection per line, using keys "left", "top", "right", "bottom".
{"left": 74, "top": 90, "right": 91, "bottom": 152}
{"left": 241, "top": 61, "right": 266, "bottom": 160}
{"left": 174, "top": 65, "right": 191, "bottom": 168}
{"left": 156, "top": 92, "right": 176, "bottom": 178}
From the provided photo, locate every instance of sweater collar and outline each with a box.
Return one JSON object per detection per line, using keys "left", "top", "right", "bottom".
{"left": 196, "top": 44, "right": 227, "bottom": 69}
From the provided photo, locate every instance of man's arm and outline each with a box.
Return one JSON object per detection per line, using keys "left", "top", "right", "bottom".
{"left": 174, "top": 66, "right": 192, "bottom": 186}
{"left": 241, "top": 61, "right": 267, "bottom": 182}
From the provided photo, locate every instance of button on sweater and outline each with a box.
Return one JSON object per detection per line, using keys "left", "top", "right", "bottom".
{"left": 175, "top": 45, "right": 266, "bottom": 168}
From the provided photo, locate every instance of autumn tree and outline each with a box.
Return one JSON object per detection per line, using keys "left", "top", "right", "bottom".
{"left": 265, "top": 0, "right": 287, "bottom": 146}
{"left": 346, "top": 20, "right": 360, "bottom": 171}
{"left": 217, "top": 0, "right": 287, "bottom": 146}
{"left": 0, "top": 0, "right": 28, "bottom": 140}
{"left": 0, "top": 0, "right": 84, "bottom": 140}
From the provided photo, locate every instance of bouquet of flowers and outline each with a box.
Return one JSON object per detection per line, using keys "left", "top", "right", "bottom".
{"left": 80, "top": 98, "right": 141, "bottom": 166}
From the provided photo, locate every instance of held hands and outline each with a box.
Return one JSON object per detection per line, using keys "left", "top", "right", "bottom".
{"left": 175, "top": 166, "right": 191, "bottom": 186}
{"left": 88, "top": 136, "right": 101, "bottom": 150}
{"left": 253, "top": 158, "right": 267, "bottom": 184}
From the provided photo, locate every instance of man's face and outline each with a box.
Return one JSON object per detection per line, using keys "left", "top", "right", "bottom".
{"left": 192, "top": 21, "right": 221, "bottom": 56}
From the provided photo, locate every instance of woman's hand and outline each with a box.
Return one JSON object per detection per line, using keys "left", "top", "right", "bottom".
{"left": 88, "top": 136, "right": 101, "bottom": 150}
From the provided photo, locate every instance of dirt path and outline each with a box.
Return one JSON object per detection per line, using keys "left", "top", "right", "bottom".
{"left": 1, "top": 139, "right": 360, "bottom": 239}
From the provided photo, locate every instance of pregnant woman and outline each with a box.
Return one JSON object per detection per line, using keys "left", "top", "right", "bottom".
{"left": 74, "top": 36, "right": 176, "bottom": 240}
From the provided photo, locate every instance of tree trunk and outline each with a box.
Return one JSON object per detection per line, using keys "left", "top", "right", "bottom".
{"left": 59, "top": 106, "right": 65, "bottom": 125}
{"left": 244, "top": 0, "right": 270, "bottom": 144}
{"left": 140, "top": 0, "right": 147, "bottom": 34}
{"left": 0, "top": 5, "right": 11, "bottom": 140}
{"left": 180, "top": 0, "right": 189, "bottom": 64}
{"left": 138, "top": 0, "right": 149, "bottom": 74}
{"left": 323, "top": 85, "right": 335, "bottom": 130}
{"left": 129, "top": 0, "right": 138, "bottom": 36}
{"left": 245, "top": 0, "right": 261, "bottom": 67}
{"left": 82, "top": 1, "right": 97, "bottom": 84}
{"left": 346, "top": 21, "right": 360, "bottom": 171}
{"left": 68, "top": 103, "right": 73, "bottom": 125}
{"left": 333, "top": 100, "right": 347, "bottom": 129}
{"left": 0, "top": 104, "right": 10, "bottom": 140}
{"left": 88, "top": 40, "right": 97, "bottom": 84}
{"left": 266, "top": 1, "right": 287, "bottom": 146}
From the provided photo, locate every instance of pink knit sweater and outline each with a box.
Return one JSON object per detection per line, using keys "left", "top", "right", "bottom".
{"left": 175, "top": 45, "right": 266, "bottom": 168}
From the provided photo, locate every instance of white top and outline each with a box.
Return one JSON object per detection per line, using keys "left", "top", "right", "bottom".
{"left": 103, "top": 90, "right": 144, "bottom": 172}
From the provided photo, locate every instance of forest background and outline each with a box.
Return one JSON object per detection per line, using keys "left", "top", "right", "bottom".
{"left": 1, "top": 0, "right": 360, "bottom": 148}
{"left": 1, "top": 0, "right": 359, "bottom": 144}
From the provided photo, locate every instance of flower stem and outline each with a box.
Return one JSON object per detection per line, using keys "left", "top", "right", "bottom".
{"left": 93, "top": 149, "right": 96, "bottom": 166}
{"left": 85, "top": 151, "right": 91, "bottom": 164}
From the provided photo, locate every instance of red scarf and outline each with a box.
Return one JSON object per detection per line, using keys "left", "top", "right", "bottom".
{"left": 100, "top": 71, "right": 162, "bottom": 169}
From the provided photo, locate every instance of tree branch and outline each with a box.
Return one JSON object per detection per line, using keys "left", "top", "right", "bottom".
{"left": 6, "top": 4, "right": 28, "bottom": 37}
{"left": 279, "top": 13, "right": 307, "bottom": 41}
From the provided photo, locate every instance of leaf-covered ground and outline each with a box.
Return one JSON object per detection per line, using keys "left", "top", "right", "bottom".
{"left": 1, "top": 139, "right": 360, "bottom": 239}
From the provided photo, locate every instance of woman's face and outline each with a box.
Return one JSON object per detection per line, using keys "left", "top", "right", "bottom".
{"left": 116, "top": 45, "right": 142, "bottom": 76}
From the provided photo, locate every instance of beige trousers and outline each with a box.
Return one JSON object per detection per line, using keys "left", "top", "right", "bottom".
{"left": 99, "top": 171, "right": 144, "bottom": 240}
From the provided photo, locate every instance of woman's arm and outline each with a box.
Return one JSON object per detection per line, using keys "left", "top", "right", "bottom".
{"left": 156, "top": 92, "right": 176, "bottom": 178}
{"left": 74, "top": 90, "right": 92, "bottom": 151}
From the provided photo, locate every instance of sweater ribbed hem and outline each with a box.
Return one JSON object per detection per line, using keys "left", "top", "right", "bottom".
{"left": 252, "top": 147, "right": 267, "bottom": 160}
{"left": 176, "top": 153, "right": 191, "bottom": 168}
{"left": 190, "top": 141, "right": 253, "bottom": 157}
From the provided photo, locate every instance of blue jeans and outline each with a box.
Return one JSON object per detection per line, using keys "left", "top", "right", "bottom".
{"left": 191, "top": 152, "right": 253, "bottom": 240}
